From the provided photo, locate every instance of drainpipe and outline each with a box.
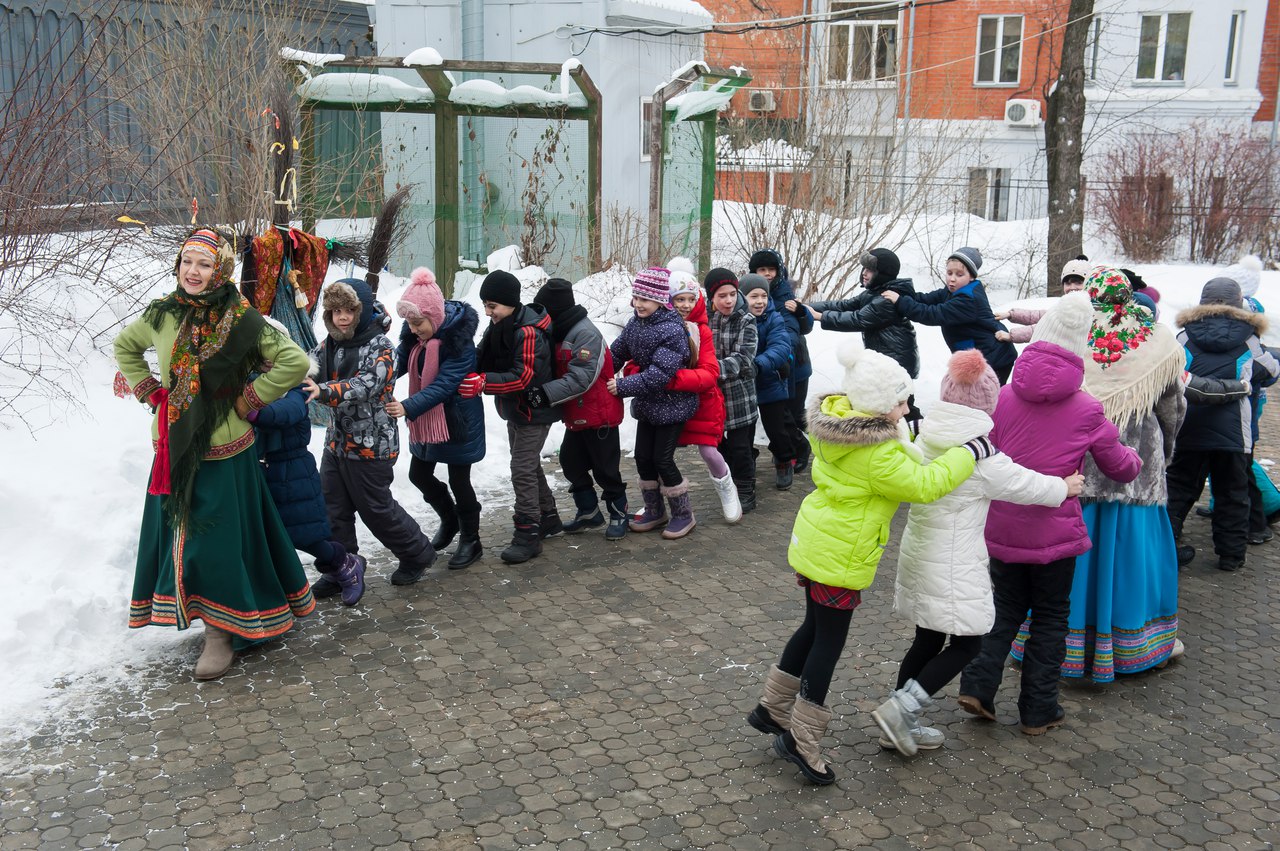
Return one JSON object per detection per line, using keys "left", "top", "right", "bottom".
{"left": 462, "top": 0, "right": 484, "bottom": 263}
{"left": 898, "top": 0, "right": 916, "bottom": 204}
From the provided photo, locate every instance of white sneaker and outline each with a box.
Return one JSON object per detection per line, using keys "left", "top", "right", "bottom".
{"left": 710, "top": 472, "right": 742, "bottom": 524}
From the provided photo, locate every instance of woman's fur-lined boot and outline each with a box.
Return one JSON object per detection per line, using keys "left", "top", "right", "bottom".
{"left": 661, "top": 479, "right": 696, "bottom": 539}
{"left": 195, "top": 626, "right": 235, "bottom": 680}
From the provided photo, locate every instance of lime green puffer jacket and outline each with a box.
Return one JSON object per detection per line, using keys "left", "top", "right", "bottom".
{"left": 788, "top": 394, "right": 977, "bottom": 591}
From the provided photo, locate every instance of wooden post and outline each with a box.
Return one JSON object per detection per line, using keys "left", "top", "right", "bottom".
{"left": 298, "top": 103, "right": 317, "bottom": 234}
{"left": 573, "top": 67, "right": 604, "bottom": 274}
{"left": 698, "top": 116, "right": 716, "bottom": 273}
{"left": 415, "top": 68, "right": 460, "bottom": 298}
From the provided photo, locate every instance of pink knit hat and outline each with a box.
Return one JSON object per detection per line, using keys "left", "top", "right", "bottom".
{"left": 940, "top": 350, "right": 1000, "bottom": 416}
{"left": 633, "top": 267, "right": 672, "bottom": 306}
{"left": 397, "top": 267, "right": 446, "bottom": 330}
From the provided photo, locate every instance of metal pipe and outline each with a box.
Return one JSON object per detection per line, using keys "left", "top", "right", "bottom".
{"left": 461, "top": 0, "right": 485, "bottom": 263}
{"left": 898, "top": 0, "right": 917, "bottom": 204}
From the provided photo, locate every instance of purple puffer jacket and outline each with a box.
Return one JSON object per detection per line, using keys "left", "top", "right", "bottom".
{"left": 611, "top": 307, "right": 699, "bottom": 426}
{"left": 984, "top": 341, "right": 1142, "bottom": 564}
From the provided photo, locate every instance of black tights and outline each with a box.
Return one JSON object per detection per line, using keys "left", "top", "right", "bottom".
{"left": 896, "top": 626, "right": 982, "bottom": 695}
{"left": 408, "top": 457, "right": 479, "bottom": 513}
{"left": 778, "top": 592, "right": 854, "bottom": 706}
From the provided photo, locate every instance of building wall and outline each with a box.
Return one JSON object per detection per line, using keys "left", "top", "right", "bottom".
{"left": 703, "top": 0, "right": 806, "bottom": 124}
{"left": 1254, "top": 0, "right": 1279, "bottom": 124}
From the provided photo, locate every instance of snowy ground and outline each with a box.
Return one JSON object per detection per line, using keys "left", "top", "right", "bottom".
{"left": 2, "top": 210, "right": 1277, "bottom": 751}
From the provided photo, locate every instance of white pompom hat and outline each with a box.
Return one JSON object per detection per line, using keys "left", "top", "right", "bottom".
{"left": 1224, "top": 255, "right": 1263, "bottom": 298}
{"left": 837, "top": 341, "right": 913, "bottom": 415}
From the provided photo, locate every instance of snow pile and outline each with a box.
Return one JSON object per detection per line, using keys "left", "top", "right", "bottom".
{"left": 666, "top": 82, "right": 737, "bottom": 121}
{"left": 280, "top": 46, "right": 346, "bottom": 67}
{"left": 297, "top": 73, "right": 434, "bottom": 105}
{"left": 448, "top": 79, "right": 586, "bottom": 109}
{"left": 402, "top": 47, "right": 444, "bottom": 67}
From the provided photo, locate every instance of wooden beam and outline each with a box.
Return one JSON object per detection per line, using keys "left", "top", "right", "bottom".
{"left": 435, "top": 105, "right": 460, "bottom": 299}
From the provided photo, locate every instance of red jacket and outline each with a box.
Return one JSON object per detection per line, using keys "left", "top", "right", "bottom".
{"left": 555, "top": 338, "right": 624, "bottom": 431}
{"left": 668, "top": 294, "right": 725, "bottom": 446}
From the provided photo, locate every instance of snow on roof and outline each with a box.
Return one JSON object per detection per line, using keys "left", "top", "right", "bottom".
{"left": 607, "top": 0, "right": 712, "bottom": 27}
{"left": 280, "top": 46, "right": 346, "bottom": 67}
{"left": 449, "top": 78, "right": 587, "bottom": 109}
{"left": 654, "top": 59, "right": 710, "bottom": 94}
{"left": 665, "top": 85, "right": 736, "bottom": 121}
{"left": 296, "top": 73, "right": 434, "bottom": 105}
{"left": 402, "top": 47, "right": 444, "bottom": 67}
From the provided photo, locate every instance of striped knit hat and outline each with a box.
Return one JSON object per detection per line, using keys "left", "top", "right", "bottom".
{"left": 180, "top": 229, "right": 220, "bottom": 263}
{"left": 633, "top": 267, "right": 671, "bottom": 306}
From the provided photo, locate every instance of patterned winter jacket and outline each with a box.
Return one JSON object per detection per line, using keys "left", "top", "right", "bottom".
{"left": 611, "top": 306, "right": 699, "bottom": 426}
{"left": 313, "top": 310, "right": 399, "bottom": 460}
{"left": 709, "top": 294, "right": 759, "bottom": 431}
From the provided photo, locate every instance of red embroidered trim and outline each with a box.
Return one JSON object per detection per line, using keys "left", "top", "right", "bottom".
{"left": 243, "top": 381, "right": 267, "bottom": 411}
{"left": 132, "top": 375, "right": 161, "bottom": 403}
{"left": 153, "top": 429, "right": 255, "bottom": 460}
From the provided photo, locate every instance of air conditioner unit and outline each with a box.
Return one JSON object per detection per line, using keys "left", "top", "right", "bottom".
{"left": 748, "top": 90, "right": 777, "bottom": 113}
{"left": 1004, "top": 98, "right": 1042, "bottom": 127}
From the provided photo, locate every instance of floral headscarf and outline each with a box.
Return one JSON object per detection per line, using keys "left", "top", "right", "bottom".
{"left": 1085, "top": 266, "right": 1155, "bottom": 368}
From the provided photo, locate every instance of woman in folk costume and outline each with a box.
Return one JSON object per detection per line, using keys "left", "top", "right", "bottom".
{"left": 1010, "top": 267, "right": 1186, "bottom": 680}
{"left": 114, "top": 228, "right": 314, "bottom": 681}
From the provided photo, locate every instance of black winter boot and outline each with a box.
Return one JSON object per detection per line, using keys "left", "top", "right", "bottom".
{"left": 501, "top": 516, "right": 543, "bottom": 564}
{"left": 425, "top": 488, "right": 460, "bottom": 551}
{"left": 449, "top": 507, "right": 483, "bottom": 569}
{"left": 604, "top": 497, "right": 629, "bottom": 541}
{"left": 564, "top": 489, "right": 605, "bottom": 533}
{"left": 734, "top": 478, "right": 757, "bottom": 514}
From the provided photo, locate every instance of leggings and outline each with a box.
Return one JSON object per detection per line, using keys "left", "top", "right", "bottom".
{"left": 634, "top": 420, "right": 684, "bottom": 487}
{"left": 896, "top": 626, "right": 983, "bottom": 695}
{"left": 696, "top": 444, "right": 729, "bottom": 479}
{"left": 407, "top": 456, "right": 480, "bottom": 513}
{"left": 778, "top": 592, "right": 855, "bottom": 706}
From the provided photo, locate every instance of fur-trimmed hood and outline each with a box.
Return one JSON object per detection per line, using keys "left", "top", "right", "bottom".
{"left": 807, "top": 392, "right": 908, "bottom": 454}
{"left": 1176, "top": 303, "right": 1268, "bottom": 339}
{"left": 322, "top": 278, "right": 377, "bottom": 341}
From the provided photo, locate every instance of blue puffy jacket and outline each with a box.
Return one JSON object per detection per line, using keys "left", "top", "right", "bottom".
{"left": 753, "top": 302, "right": 794, "bottom": 405}
{"left": 752, "top": 249, "right": 814, "bottom": 383}
{"left": 253, "top": 385, "right": 330, "bottom": 550}
{"left": 895, "top": 279, "right": 1016, "bottom": 371}
{"left": 395, "top": 300, "right": 486, "bottom": 465}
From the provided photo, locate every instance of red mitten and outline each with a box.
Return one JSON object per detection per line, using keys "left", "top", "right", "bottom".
{"left": 458, "top": 373, "right": 486, "bottom": 398}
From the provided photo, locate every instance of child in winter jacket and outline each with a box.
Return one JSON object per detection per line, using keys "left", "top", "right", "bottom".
{"left": 1166, "top": 276, "right": 1279, "bottom": 572}
{"left": 996, "top": 255, "right": 1091, "bottom": 344}
{"left": 884, "top": 247, "right": 1017, "bottom": 383}
{"left": 666, "top": 261, "right": 740, "bottom": 523}
{"left": 705, "top": 268, "right": 760, "bottom": 512}
{"left": 608, "top": 267, "right": 700, "bottom": 539}
{"left": 807, "top": 247, "right": 921, "bottom": 419}
{"left": 873, "top": 351, "right": 1082, "bottom": 756}
{"left": 749, "top": 249, "right": 814, "bottom": 468}
{"left": 307, "top": 278, "right": 436, "bottom": 586}
{"left": 388, "top": 268, "right": 487, "bottom": 571}
{"left": 958, "top": 292, "right": 1142, "bottom": 736}
{"left": 528, "top": 278, "right": 628, "bottom": 541}
{"left": 460, "top": 270, "right": 560, "bottom": 565}
{"left": 741, "top": 274, "right": 803, "bottom": 490}
{"left": 749, "top": 345, "right": 994, "bottom": 786}
{"left": 250, "top": 337, "right": 366, "bottom": 607}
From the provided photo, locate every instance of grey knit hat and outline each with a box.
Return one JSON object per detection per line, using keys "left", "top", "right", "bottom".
{"left": 948, "top": 247, "right": 983, "bottom": 278}
{"left": 1200, "top": 277, "right": 1243, "bottom": 307}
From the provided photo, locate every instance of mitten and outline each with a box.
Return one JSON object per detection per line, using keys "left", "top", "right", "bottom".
{"left": 525, "top": 386, "right": 550, "bottom": 408}
{"left": 458, "top": 373, "right": 487, "bottom": 398}
{"left": 962, "top": 436, "right": 997, "bottom": 462}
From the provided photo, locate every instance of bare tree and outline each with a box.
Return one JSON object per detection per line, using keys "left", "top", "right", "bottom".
{"left": 1043, "top": 0, "right": 1094, "bottom": 297}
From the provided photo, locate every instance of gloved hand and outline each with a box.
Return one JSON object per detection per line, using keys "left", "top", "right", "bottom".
{"left": 458, "top": 373, "right": 486, "bottom": 398}
{"left": 962, "top": 436, "right": 997, "bottom": 462}
{"left": 525, "top": 386, "right": 550, "bottom": 408}
{"left": 777, "top": 360, "right": 790, "bottom": 380}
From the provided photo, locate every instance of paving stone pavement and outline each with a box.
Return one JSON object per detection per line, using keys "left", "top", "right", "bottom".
{"left": 5, "top": 428, "right": 1280, "bottom": 850}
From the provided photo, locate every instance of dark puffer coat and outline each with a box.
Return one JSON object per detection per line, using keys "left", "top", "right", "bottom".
{"left": 751, "top": 250, "right": 814, "bottom": 384}
{"left": 894, "top": 279, "right": 1016, "bottom": 371}
{"left": 253, "top": 385, "right": 331, "bottom": 550}
{"left": 810, "top": 276, "right": 921, "bottom": 378}
{"left": 395, "top": 299, "right": 486, "bottom": 465}
{"left": 611, "top": 306, "right": 698, "bottom": 426}
{"left": 753, "top": 300, "right": 793, "bottom": 405}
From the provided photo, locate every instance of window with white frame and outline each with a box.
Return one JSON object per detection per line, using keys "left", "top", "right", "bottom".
{"left": 976, "top": 15, "right": 1022, "bottom": 84}
{"left": 1136, "top": 12, "right": 1190, "bottom": 82}
{"left": 968, "top": 168, "right": 1010, "bottom": 221}
{"left": 826, "top": 1, "right": 898, "bottom": 84}
{"left": 1224, "top": 11, "right": 1244, "bottom": 84}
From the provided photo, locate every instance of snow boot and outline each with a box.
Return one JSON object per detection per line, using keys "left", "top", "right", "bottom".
{"left": 194, "top": 626, "right": 235, "bottom": 680}
{"left": 734, "top": 477, "right": 757, "bottom": 514}
{"left": 630, "top": 480, "right": 667, "bottom": 532}
{"left": 710, "top": 471, "right": 742, "bottom": 523}
{"left": 604, "top": 497, "right": 629, "bottom": 541}
{"left": 775, "top": 459, "right": 794, "bottom": 490}
{"left": 793, "top": 441, "right": 811, "bottom": 475}
{"left": 773, "top": 697, "right": 836, "bottom": 785}
{"left": 320, "top": 541, "right": 367, "bottom": 606}
{"left": 871, "top": 679, "right": 933, "bottom": 757}
{"left": 501, "top": 515, "right": 543, "bottom": 564}
{"left": 660, "top": 480, "right": 696, "bottom": 539}
{"left": 423, "top": 484, "right": 459, "bottom": 551}
{"left": 448, "top": 507, "right": 483, "bottom": 569}
{"left": 539, "top": 510, "right": 565, "bottom": 539}
{"left": 564, "top": 489, "right": 605, "bottom": 534}
{"left": 747, "top": 664, "right": 801, "bottom": 735}
{"left": 390, "top": 545, "right": 438, "bottom": 586}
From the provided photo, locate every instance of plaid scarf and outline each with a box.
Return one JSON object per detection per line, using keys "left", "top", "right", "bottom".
{"left": 141, "top": 282, "right": 264, "bottom": 525}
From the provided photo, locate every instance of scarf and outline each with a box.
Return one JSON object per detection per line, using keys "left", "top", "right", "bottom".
{"left": 1085, "top": 267, "right": 1157, "bottom": 370}
{"left": 476, "top": 312, "right": 518, "bottom": 372}
{"left": 322, "top": 308, "right": 386, "bottom": 380}
{"left": 548, "top": 304, "right": 587, "bottom": 345}
{"left": 406, "top": 338, "right": 450, "bottom": 444}
{"left": 140, "top": 282, "right": 264, "bottom": 525}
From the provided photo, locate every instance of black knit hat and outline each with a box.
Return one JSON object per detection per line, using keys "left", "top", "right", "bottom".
{"left": 479, "top": 270, "right": 522, "bottom": 307}
{"left": 860, "top": 247, "right": 901, "bottom": 286}
{"left": 703, "top": 267, "right": 738, "bottom": 298}
{"left": 748, "top": 248, "right": 782, "bottom": 273}
{"left": 534, "top": 277, "right": 575, "bottom": 319}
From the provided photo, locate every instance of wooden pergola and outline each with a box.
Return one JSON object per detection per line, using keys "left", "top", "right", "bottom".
{"left": 291, "top": 56, "right": 603, "bottom": 295}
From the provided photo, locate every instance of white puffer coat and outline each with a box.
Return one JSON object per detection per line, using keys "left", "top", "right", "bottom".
{"left": 894, "top": 402, "right": 1069, "bottom": 636}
